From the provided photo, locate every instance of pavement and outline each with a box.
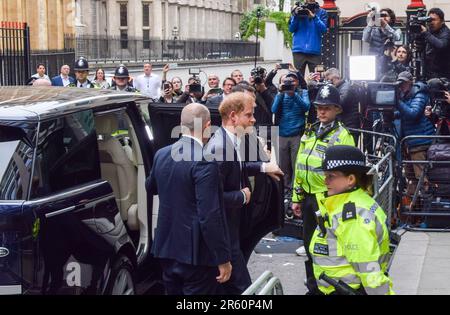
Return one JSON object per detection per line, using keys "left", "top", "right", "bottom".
{"left": 390, "top": 230, "right": 450, "bottom": 295}
{"left": 248, "top": 235, "right": 308, "bottom": 295}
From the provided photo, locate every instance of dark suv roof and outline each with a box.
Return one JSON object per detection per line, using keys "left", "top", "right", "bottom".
{"left": 0, "top": 86, "right": 149, "bottom": 121}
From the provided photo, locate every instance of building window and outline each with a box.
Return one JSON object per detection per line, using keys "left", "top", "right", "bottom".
{"left": 143, "top": 30, "right": 150, "bottom": 49}
{"left": 120, "top": 30, "right": 128, "bottom": 49}
{"left": 120, "top": 3, "right": 128, "bottom": 27}
{"left": 143, "top": 3, "right": 150, "bottom": 27}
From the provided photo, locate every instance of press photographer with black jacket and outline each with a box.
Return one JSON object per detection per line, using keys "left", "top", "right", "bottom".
{"left": 419, "top": 8, "right": 450, "bottom": 80}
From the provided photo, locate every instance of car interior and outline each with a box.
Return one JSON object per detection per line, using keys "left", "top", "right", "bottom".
{"left": 94, "top": 111, "right": 149, "bottom": 259}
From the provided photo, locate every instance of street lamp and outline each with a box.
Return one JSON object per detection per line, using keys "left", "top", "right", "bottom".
{"left": 254, "top": 7, "right": 263, "bottom": 69}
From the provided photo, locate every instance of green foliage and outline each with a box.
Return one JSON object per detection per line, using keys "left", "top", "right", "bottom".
{"left": 240, "top": 7, "right": 292, "bottom": 48}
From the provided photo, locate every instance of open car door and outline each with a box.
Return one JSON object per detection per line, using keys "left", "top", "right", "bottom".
{"left": 147, "top": 102, "right": 284, "bottom": 260}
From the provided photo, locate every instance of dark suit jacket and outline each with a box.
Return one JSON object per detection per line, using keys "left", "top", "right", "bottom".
{"left": 146, "top": 136, "right": 230, "bottom": 267}
{"left": 51, "top": 75, "right": 75, "bottom": 87}
{"left": 204, "top": 127, "right": 262, "bottom": 248}
{"left": 205, "top": 95, "right": 224, "bottom": 108}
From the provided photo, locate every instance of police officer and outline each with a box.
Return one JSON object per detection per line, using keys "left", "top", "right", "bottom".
{"left": 310, "top": 145, "right": 394, "bottom": 295}
{"left": 291, "top": 84, "right": 355, "bottom": 294}
{"left": 70, "top": 57, "right": 95, "bottom": 88}
{"left": 110, "top": 65, "right": 138, "bottom": 92}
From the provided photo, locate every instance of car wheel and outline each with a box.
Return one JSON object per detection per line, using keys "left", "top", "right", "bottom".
{"left": 105, "top": 255, "right": 136, "bottom": 295}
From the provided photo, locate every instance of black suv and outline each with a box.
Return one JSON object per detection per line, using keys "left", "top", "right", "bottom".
{"left": 0, "top": 87, "right": 282, "bottom": 295}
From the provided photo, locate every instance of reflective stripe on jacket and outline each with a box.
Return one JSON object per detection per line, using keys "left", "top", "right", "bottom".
{"left": 310, "top": 188, "right": 395, "bottom": 295}
{"left": 292, "top": 121, "right": 355, "bottom": 202}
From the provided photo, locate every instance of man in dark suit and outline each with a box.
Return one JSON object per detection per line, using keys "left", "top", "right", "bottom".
{"left": 204, "top": 92, "right": 283, "bottom": 295}
{"left": 51, "top": 65, "right": 75, "bottom": 87}
{"left": 146, "top": 103, "right": 232, "bottom": 295}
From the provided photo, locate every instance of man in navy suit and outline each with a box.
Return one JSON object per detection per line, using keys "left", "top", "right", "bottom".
{"left": 204, "top": 92, "right": 283, "bottom": 294}
{"left": 51, "top": 65, "right": 75, "bottom": 87}
{"left": 146, "top": 103, "right": 232, "bottom": 295}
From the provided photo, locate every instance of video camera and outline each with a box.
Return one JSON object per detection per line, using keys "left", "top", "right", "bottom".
{"left": 409, "top": 8, "right": 432, "bottom": 35}
{"left": 292, "top": 1, "right": 320, "bottom": 17}
{"left": 366, "top": 82, "right": 399, "bottom": 111}
{"left": 251, "top": 66, "right": 267, "bottom": 85}
{"left": 428, "top": 78, "right": 450, "bottom": 119}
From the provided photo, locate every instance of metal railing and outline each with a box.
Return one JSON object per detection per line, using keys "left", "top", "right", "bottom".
{"left": 399, "top": 135, "right": 450, "bottom": 232}
{"left": 0, "top": 22, "right": 30, "bottom": 85}
{"left": 242, "top": 271, "right": 284, "bottom": 295}
{"left": 29, "top": 50, "right": 75, "bottom": 79}
{"left": 349, "top": 128, "right": 397, "bottom": 228}
{"left": 65, "top": 35, "right": 259, "bottom": 64}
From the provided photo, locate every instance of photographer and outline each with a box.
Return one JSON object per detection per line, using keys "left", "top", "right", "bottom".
{"left": 289, "top": 1, "right": 328, "bottom": 76}
{"left": 324, "top": 68, "right": 361, "bottom": 141}
{"left": 177, "top": 77, "right": 206, "bottom": 104}
{"left": 419, "top": 8, "right": 450, "bottom": 80}
{"left": 396, "top": 71, "right": 435, "bottom": 190}
{"left": 272, "top": 76, "right": 310, "bottom": 197}
{"left": 381, "top": 45, "right": 412, "bottom": 82}
{"left": 158, "top": 81, "right": 175, "bottom": 103}
{"left": 265, "top": 63, "right": 308, "bottom": 99}
{"left": 247, "top": 67, "right": 274, "bottom": 126}
{"left": 363, "top": 8, "right": 401, "bottom": 78}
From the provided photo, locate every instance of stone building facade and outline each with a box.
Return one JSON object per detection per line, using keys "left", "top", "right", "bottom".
{"left": 0, "top": 0, "right": 75, "bottom": 50}
{"left": 74, "top": 0, "right": 266, "bottom": 40}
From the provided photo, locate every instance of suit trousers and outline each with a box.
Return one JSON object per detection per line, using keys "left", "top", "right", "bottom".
{"left": 159, "top": 259, "right": 219, "bottom": 295}
{"left": 278, "top": 134, "right": 302, "bottom": 195}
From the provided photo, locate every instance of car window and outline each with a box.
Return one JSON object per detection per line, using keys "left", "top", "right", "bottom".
{"left": 31, "top": 110, "right": 101, "bottom": 198}
{"left": 0, "top": 124, "right": 36, "bottom": 200}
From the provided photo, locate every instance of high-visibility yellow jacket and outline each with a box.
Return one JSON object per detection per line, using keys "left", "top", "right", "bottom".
{"left": 310, "top": 188, "right": 395, "bottom": 295}
{"left": 292, "top": 121, "right": 355, "bottom": 202}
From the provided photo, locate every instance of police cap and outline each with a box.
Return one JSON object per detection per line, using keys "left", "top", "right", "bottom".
{"left": 322, "top": 145, "right": 371, "bottom": 174}
{"left": 74, "top": 57, "right": 89, "bottom": 71}
{"left": 114, "top": 65, "right": 129, "bottom": 78}
{"left": 314, "top": 84, "right": 342, "bottom": 111}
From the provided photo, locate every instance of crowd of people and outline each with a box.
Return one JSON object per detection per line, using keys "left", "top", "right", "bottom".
{"left": 22, "top": 1, "right": 450, "bottom": 296}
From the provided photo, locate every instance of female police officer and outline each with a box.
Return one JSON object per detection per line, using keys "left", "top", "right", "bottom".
{"left": 310, "top": 145, "right": 394, "bottom": 295}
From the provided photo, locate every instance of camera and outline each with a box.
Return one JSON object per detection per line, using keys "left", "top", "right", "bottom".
{"left": 280, "top": 77, "right": 296, "bottom": 92}
{"left": 189, "top": 83, "right": 202, "bottom": 93}
{"left": 189, "top": 68, "right": 201, "bottom": 76}
{"left": 409, "top": 8, "right": 432, "bottom": 34}
{"left": 428, "top": 78, "right": 450, "bottom": 119}
{"left": 251, "top": 66, "right": 267, "bottom": 85}
{"left": 293, "top": 1, "right": 320, "bottom": 16}
{"left": 366, "top": 82, "right": 399, "bottom": 111}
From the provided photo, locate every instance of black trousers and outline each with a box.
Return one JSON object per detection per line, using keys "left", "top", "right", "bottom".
{"left": 301, "top": 193, "right": 319, "bottom": 293}
{"left": 159, "top": 259, "right": 219, "bottom": 295}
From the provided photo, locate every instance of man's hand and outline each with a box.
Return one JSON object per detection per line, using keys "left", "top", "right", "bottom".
{"left": 217, "top": 262, "right": 232, "bottom": 283}
{"left": 288, "top": 63, "right": 298, "bottom": 72}
{"left": 380, "top": 18, "right": 387, "bottom": 28}
{"left": 445, "top": 91, "right": 450, "bottom": 104}
{"left": 292, "top": 203, "right": 302, "bottom": 218}
{"left": 367, "top": 11, "right": 376, "bottom": 27}
{"left": 164, "top": 88, "right": 171, "bottom": 96}
{"left": 263, "top": 162, "right": 284, "bottom": 181}
{"left": 421, "top": 25, "right": 428, "bottom": 33}
{"left": 163, "top": 64, "right": 170, "bottom": 73}
{"left": 306, "top": 9, "right": 315, "bottom": 18}
{"left": 241, "top": 187, "right": 251, "bottom": 205}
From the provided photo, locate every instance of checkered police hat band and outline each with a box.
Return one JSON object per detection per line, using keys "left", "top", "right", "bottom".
{"left": 327, "top": 160, "right": 365, "bottom": 169}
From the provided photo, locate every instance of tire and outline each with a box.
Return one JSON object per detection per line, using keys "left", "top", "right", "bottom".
{"left": 105, "top": 255, "right": 136, "bottom": 295}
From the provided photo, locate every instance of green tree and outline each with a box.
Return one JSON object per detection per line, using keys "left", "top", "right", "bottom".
{"left": 240, "top": 6, "right": 292, "bottom": 48}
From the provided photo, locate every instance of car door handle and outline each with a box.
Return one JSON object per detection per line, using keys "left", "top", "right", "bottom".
{"left": 45, "top": 205, "right": 76, "bottom": 218}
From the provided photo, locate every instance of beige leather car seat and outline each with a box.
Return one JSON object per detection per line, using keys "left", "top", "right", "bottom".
{"left": 95, "top": 114, "right": 138, "bottom": 227}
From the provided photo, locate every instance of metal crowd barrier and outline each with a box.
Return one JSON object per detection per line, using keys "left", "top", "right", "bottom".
{"left": 399, "top": 135, "right": 450, "bottom": 232}
{"left": 242, "top": 271, "right": 284, "bottom": 295}
{"left": 348, "top": 128, "right": 397, "bottom": 228}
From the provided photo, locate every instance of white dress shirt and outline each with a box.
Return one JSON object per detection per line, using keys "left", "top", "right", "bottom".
{"left": 135, "top": 73, "right": 161, "bottom": 99}
{"left": 61, "top": 75, "right": 71, "bottom": 87}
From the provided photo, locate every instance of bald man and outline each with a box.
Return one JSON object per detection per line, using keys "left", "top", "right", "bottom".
{"left": 146, "top": 103, "right": 232, "bottom": 295}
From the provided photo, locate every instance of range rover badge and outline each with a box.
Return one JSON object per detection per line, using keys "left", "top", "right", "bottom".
{"left": 0, "top": 247, "right": 9, "bottom": 258}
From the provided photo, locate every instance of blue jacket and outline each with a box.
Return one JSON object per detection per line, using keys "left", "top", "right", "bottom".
{"left": 51, "top": 75, "right": 75, "bottom": 86}
{"left": 146, "top": 136, "right": 231, "bottom": 267}
{"left": 272, "top": 90, "right": 310, "bottom": 137}
{"left": 289, "top": 8, "right": 328, "bottom": 55}
{"left": 397, "top": 83, "right": 436, "bottom": 148}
